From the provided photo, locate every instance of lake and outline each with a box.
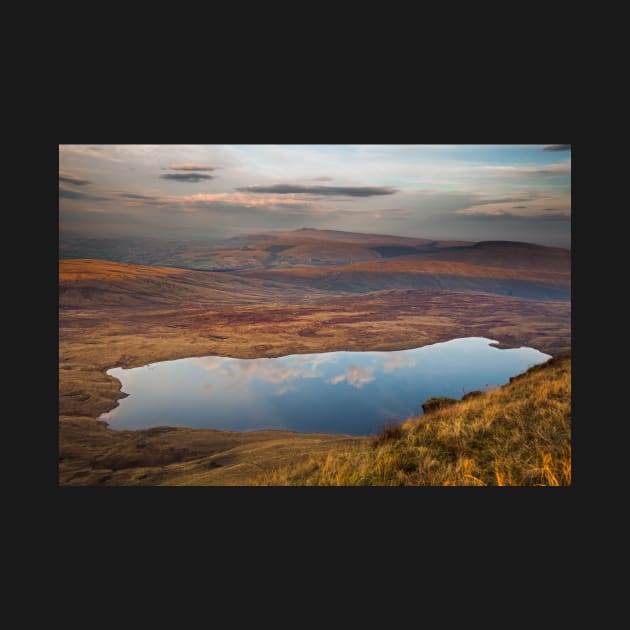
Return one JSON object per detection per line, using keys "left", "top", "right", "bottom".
{"left": 99, "top": 337, "right": 550, "bottom": 435}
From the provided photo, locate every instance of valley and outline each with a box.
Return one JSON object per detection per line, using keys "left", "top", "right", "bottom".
{"left": 59, "top": 229, "right": 571, "bottom": 486}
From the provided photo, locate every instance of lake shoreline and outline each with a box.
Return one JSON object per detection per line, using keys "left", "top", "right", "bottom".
{"left": 99, "top": 338, "right": 550, "bottom": 435}
{"left": 59, "top": 288, "right": 570, "bottom": 485}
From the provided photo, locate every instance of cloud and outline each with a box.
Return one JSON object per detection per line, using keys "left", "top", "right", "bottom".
{"left": 89, "top": 190, "right": 318, "bottom": 215}
{"left": 276, "top": 385, "right": 296, "bottom": 396}
{"left": 328, "top": 374, "right": 347, "bottom": 385}
{"left": 192, "top": 356, "right": 327, "bottom": 387}
{"left": 544, "top": 144, "right": 571, "bottom": 152}
{"left": 455, "top": 212, "right": 571, "bottom": 222}
{"left": 474, "top": 163, "right": 571, "bottom": 177}
{"left": 178, "top": 192, "right": 315, "bottom": 212}
{"left": 59, "top": 173, "right": 91, "bottom": 186}
{"left": 346, "top": 366, "right": 375, "bottom": 388}
{"left": 453, "top": 192, "right": 571, "bottom": 218}
{"left": 236, "top": 184, "right": 398, "bottom": 197}
{"left": 115, "top": 192, "right": 167, "bottom": 206}
{"left": 166, "top": 163, "right": 219, "bottom": 171}
{"left": 160, "top": 173, "right": 215, "bottom": 183}
{"left": 313, "top": 176, "right": 334, "bottom": 181}
{"left": 59, "top": 144, "right": 163, "bottom": 163}
{"left": 457, "top": 209, "right": 571, "bottom": 219}
{"left": 59, "top": 186, "right": 110, "bottom": 201}
{"left": 195, "top": 357, "right": 225, "bottom": 370}
{"left": 117, "top": 192, "right": 159, "bottom": 200}
{"left": 327, "top": 365, "right": 375, "bottom": 389}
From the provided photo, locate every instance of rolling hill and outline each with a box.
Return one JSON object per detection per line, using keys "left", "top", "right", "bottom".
{"left": 65, "top": 229, "right": 569, "bottom": 272}
{"left": 240, "top": 259, "right": 571, "bottom": 300}
{"left": 403, "top": 240, "right": 571, "bottom": 272}
{"left": 59, "top": 259, "right": 329, "bottom": 308}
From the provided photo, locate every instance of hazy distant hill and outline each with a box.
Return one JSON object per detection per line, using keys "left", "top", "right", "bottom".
{"left": 60, "top": 229, "right": 569, "bottom": 274}
{"left": 240, "top": 259, "right": 571, "bottom": 301}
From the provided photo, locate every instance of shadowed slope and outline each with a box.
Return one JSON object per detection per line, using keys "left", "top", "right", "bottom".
{"left": 405, "top": 240, "right": 571, "bottom": 272}
{"left": 241, "top": 259, "right": 571, "bottom": 300}
{"left": 60, "top": 230, "right": 569, "bottom": 273}
{"left": 59, "top": 259, "right": 330, "bottom": 308}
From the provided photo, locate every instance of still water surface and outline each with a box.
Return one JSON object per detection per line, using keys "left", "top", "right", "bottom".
{"left": 100, "top": 337, "right": 550, "bottom": 435}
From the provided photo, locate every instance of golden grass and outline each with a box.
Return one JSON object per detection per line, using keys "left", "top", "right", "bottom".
{"left": 60, "top": 259, "right": 187, "bottom": 281}
{"left": 59, "top": 258, "right": 571, "bottom": 486}
{"left": 59, "top": 416, "right": 361, "bottom": 486}
{"left": 257, "top": 260, "right": 570, "bottom": 285}
{"left": 256, "top": 355, "right": 571, "bottom": 486}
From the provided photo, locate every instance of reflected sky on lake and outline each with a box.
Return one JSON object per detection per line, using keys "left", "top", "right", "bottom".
{"left": 100, "top": 337, "right": 550, "bottom": 435}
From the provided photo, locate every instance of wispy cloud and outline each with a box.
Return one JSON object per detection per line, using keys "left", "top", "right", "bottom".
{"left": 328, "top": 374, "right": 347, "bottom": 385}
{"left": 59, "top": 144, "right": 162, "bottom": 162}
{"left": 160, "top": 173, "right": 215, "bottom": 183}
{"left": 115, "top": 192, "right": 167, "bottom": 206}
{"left": 59, "top": 173, "right": 91, "bottom": 186}
{"left": 544, "top": 144, "right": 571, "bottom": 152}
{"left": 327, "top": 365, "right": 375, "bottom": 389}
{"left": 193, "top": 356, "right": 325, "bottom": 386}
{"left": 454, "top": 192, "right": 571, "bottom": 217}
{"left": 59, "top": 186, "right": 110, "bottom": 201}
{"left": 470, "top": 163, "right": 571, "bottom": 177}
{"left": 237, "top": 184, "right": 398, "bottom": 197}
{"left": 178, "top": 192, "right": 315, "bottom": 212}
{"left": 166, "top": 163, "right": 219, "bottom": 171}
{"left": 108, "top": 191, "right": 316, "bottom": 213}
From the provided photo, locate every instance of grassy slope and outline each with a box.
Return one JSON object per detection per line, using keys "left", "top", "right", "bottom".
{"left": 241, "top": 260, "right": 570, "bottom": 300}
{"left": 249, "top": 259, "right": 569, "bottom": 282}
{"left": 59, "top": 253, "right": 571, "bottom": 486}
{"left": 257, "top": 354, "right": 571, "bottom": 486}
{"left": 59, "top": 416, "right": 361, "bottom": 486}
{"left": 59, "top": 258, "right": 330, "bottom": 308}
{"left": 414, "top": 241, "right": 570, "bottom": 271}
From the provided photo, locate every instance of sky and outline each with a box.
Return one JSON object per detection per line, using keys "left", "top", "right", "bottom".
{"left": 59, "top": 144, "right": 571, "bottom": 247}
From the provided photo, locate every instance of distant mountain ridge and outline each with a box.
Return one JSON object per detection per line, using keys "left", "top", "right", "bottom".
{"left": 60, "top": 228, "right": 569, "bottom": 274}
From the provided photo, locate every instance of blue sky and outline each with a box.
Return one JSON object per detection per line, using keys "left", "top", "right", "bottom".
{"left": 59, "top": 144, "right": 571, "bottom": 247}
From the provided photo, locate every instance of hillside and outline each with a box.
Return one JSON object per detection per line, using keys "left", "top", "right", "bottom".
{"left": 61, "top": 230, "right": 568, "bottom": 273}
{"left": 241, "top": 259, "right": 571, "bottom": 300}
{"left": 59, "top": 417, "right": 361, "bottom": 486}
{"left": 60, "top": 230, "right": 440, "bottom": 271}
{"left": 405, "top": 240, "right": 571, "bottom": 272}
{"left": 59, "top": 259, "right": 328, "bottom": 308}
{"left": 59, "top": 249, "right": 570, "bottom": 486}
{"left": 257, "top": 354, "right": 571, "bottom": 486}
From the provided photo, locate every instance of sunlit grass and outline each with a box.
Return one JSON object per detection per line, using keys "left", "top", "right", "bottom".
{"left": 256, "top": 354, "right": 571, "bottom": 486}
